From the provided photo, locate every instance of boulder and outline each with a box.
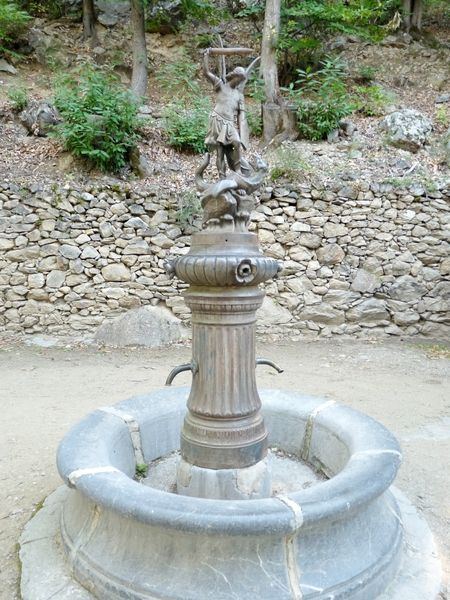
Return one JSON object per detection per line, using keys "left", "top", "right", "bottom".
{"left": 27, "top": 28, "right": 64, "bottom": 67}
{"left": 147, "top": 0, "right": 184, "bottom": 33}
{"left": 316, "top": 244, "right": 345, "bottom": 265}
{"left": 380, "top": 109, "right": 432, "bottom": 153}
{"left": 0, "top": 59, "right": 17, "bottom": 75}
{"left": 94, "top": 305, "right": 186, "bottom": 347}
{"left": 346, "top": 299, "right": 389, "bottom": 323}
{"left": 19, "top": 101, "right": 61, "bottom": 137}
{"left": 350, "top": 269, "right": 381, "bottom": 294}
{"left": 102, "top": 263, "right": 131, "bottom": 282}
{"left": 388, "top": 276, "right": 427, "bottom": 302}
{"left": 297, "top": 304, "right": 345, "bottom": 325}
{"left": 256, "top": 297, "right": 292, "bottom": 325}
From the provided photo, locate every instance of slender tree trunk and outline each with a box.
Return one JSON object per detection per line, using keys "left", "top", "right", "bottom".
{"left": 261, "top": 0, "right": 281, "bottom": 104}
{"left": 130, "top": 0, "right": 148, "bottom": 99}
{"left": 260, "top": 0, "right": 297, "bottom": 145}
{"left": 411, "top": 0, "right": 423, "bottom": 30}
{"left": 403, "top": 0, "right": 423, "bottom": 32}
{"left": 82, "top": 0, "right": 98, "bottom": 46}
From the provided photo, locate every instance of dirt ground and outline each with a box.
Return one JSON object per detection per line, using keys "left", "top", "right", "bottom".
{"left": 0, "top": 336, "right": 449, "bottom": 599}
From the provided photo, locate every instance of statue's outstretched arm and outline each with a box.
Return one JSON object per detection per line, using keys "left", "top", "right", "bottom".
{"left": 203, "top": 49, "right": 221, "bottom": 87}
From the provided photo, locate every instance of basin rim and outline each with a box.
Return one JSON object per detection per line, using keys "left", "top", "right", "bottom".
{"left": 57, "top": 388, "right": 402, "bottom": 535}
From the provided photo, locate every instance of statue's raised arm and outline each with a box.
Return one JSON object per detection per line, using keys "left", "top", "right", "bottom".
{"left": 203, "top": 49, "right": 222, "bottom": 88}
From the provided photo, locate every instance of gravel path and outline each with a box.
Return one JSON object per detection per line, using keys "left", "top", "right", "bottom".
{"left": 0, "top": 337, "right": 449, "bottom": 599}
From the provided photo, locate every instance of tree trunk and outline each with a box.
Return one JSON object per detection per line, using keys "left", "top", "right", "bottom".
{"left": 402, "top": 0, "right": 411, "bottom": 31}
{"left": 82, "top": 0, "right": 98, "bottom": 46}
{"left": 261, "top": 0, "right": 281, "bottom": 105}
{"left": 260, "top": 0, "right": 298, "bottom": 145}
{"left": 403, "top": 0, "right": 423, "bottom": 31}
{"left": 411, "top": 0, "right": 423, "bottom": 30}
{"left": 130, "top": 0, "right": 148, "bottom": 99}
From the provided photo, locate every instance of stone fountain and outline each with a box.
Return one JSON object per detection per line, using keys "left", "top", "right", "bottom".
{"left": 20, "top": 48, "right": 441, "bottom": 600}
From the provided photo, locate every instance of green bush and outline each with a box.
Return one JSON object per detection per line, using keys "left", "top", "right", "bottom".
{"left": 18, "top": 0, "right": 65, "bottom": 18}
{"left": 7, "top": 86, "right": 28, "bottom": 111}
{"left": 246, "top": 105, "right": 262, "bottom": 137}
{"left": 0, "top": 0, "right": 31, "bottom": 55}
{"left": 164, "top": 97, "right": 210, "bottom": 154}
{"left": 53, "top": 68, "right": 141, "bottom": 172}
{"left": 286, "top": 57, "right": 355, "bottom": 140}
{"left": 353, "top": 84, "right": 396, "bottom": 117}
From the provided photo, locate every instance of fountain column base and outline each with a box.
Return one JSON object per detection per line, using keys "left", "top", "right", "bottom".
{"left": 176, "top": 456, "right": 272, "bottom": 499}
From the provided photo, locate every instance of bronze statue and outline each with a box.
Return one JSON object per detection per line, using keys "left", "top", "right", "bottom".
{"left": 203, "top": 48, "right": 260, "bottom": 179}
{"left": 197, "top": 47, "right": 266, "bottom": 231}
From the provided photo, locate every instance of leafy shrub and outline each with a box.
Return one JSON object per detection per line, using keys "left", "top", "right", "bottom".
{"left": 286, "top": 57, "right": 355, "bottom": 140}
{"left": 53, "top": 68, "right": 141, "bottom": 172}
{"left": 0, "top": 0, "right": 31, "bottom": 55}
{"left": 18, "top": 0, "right": 65, "bottom": 18}
{"left": 246, "top": 105, "right": 262, "bottom": 137}
{"left": 354, "top": 65, "right": 378, "bottom": 84}
{"left": 7, "top": 86, "right": 28, "bottom": 111}
{"left": 435, "top": 106, "right": 449, "bottom": 129}
{"left": 353, "top": 84, "right": 396, "bottom": 117}
{"left": 164, "top": 97, "right": 210, "bottom": 154}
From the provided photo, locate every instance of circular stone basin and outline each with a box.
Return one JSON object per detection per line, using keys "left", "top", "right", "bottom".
{"left": 57, "top": 388, "right": 403, "bottom": 600}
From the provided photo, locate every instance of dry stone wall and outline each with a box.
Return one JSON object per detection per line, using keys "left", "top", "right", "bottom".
{"left": 0, "top": 178, "right": 449, "bottom": 341}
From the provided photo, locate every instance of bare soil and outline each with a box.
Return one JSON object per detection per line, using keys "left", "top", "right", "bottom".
{"left": 0, "top": 16, "right": 449, "bottom": 189}
{"left": 0, "top": 337, "right": 449, "bottom": 599}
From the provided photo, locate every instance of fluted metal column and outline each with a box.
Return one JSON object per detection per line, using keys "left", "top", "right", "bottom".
{"left": 169, "top": 230, "right": 280, "bottom": 470}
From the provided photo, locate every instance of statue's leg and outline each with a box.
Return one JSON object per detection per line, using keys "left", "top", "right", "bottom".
{"left": 226, "top": 144, "right": 242, "bottom": 173}
{"left": 217, "top": 146, "right": 226, "bottom": 179}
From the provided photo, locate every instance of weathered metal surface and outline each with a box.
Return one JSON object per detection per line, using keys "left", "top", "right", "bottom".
{"left": 168, "top": 230, "right": 281, "bottom": 469}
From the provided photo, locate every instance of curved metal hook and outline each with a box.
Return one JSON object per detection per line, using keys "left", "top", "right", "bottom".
{"left": 256, "top": 358, "right": 284, "bottom": 374}
{"left": 165, "top": 362, "right": 198, "bottom": 386}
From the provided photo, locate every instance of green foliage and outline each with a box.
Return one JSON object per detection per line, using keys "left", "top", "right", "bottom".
{"left": 246, "top": 105, "right": 262, "bottom": 137}
{"left": 269, "top": 144, "right": 310, "bottom": 181}
{"left": 286, "top": 57, "right": 355, "bottom": 140}
{"left": 435, "top": 106, "right": 449, "bottom": 129}
{"left": 7, "top": 86, "right": 28, "bottom": 111}
{"left": 0, "top": 0, "right": 31, "bottom": 54}
{"left": 146, "top": 0, "right": 216, "bottom": 33}
{"left": 155, "top": 52, "right": 201, "bottom": 98}
{"left": 246, "top": 72, "right": 265, "bottom": 103}
{"left": 53, "top": 68, "right": 141, "bottom": 172}
{"left": 235, "top": 2, "right": 264, "bottom": 20}
{"left": 278, "top": 0, "right": 401, "bottom": 83}
{"left": 353, "top": 84, "right": 396, "bottom": 117}
{"left": 135, "top": 463, "right": 148, "bottom": 478}
{"left": 18, "top": 0, "right": 65, "bottom": 18}
{"left": 354, "top": 65, "right": 378, "bottom": 83}
{"left": 164, "top": 97, "right": 210, "bottom": 154}
{"left": 180, "top": 0, "right": 215, "bottom": 21}
{"left": 176, "top": 190, "right": 202, "bottom": 228}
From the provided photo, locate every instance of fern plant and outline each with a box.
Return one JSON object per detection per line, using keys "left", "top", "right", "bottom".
{"left": 0, "top": 0, "right": 31, "bottom": 55}
{"left": 53, "top": 68, "right": 141, "bottom": 172}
